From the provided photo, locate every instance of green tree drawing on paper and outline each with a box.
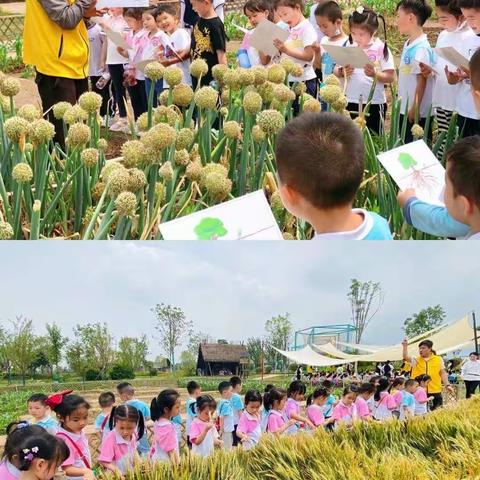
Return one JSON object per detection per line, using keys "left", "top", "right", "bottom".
{"left": 194, "top": 217, "right": 228, "bottom": 240}
{"left": 398, "top": 152, "right": 417, "bottom": 170}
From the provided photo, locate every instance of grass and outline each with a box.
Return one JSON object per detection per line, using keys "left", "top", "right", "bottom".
{"left": 0, "top": 391, "right": 32, "bottom": 431}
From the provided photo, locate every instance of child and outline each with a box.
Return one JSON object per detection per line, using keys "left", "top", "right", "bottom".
{"left": 355, "top": 382, "right": 375, "bottom": 420}
{"left": 313, "top": 1, "right": 348, "bottom": 82}
{"left": 156, "top": 3, "right": 193, "bottom": 89}
{"left": 403, "top": 379, "right": 418, "bottom": 419}
{"left": 276, "top": 112, "right": 393, "bottom": 239}
{"left": 186, "top": 380, "right": 201, "bottom": 448}
{"left": 396, "top": 0, "right": 434, "bottom": 143}
{"left": 117, "top": 382, "right": 151, "bottom": 456}
{"left": 217, "top": 381, "right": 235, "bottom": 450}
{"left": 322, "top": 380, "right": 337, "bottom": 419}
{"left": 329, "top": 385, "right": 359, "bottom": 428}
{"left": 459, "top": 0, "right": 480, "bottom": 34}
{"left": 171, "top": 413, "right": 184, "bottom": 445}
{"left": 372, "top": 377, "right": 396, "bottom": 421}
{"left": 261, "top": 384, "right": 275, "bottom": 431}
{"left": 27, "top": 393, "right": 58, "bottom": 434}
{"left": 273, "top": 0, "right": 318, "bottom": 109}
{"left": 190, "top": 0, "right": 227, "bottom": 88}
{"left": 306, "top": 387, "right": 329, "bottom": 427}
{"left": 264, "top": 388, "right": 296, "bottom": 434}
{"left": 284, "top": 381, "right": 315, "bottom": 433}
{"left": 309, "top": 0, "right": 325, "bottom": 49}
{"left": 98, "top": 405, "right": 144, "bottom": 475}
{"left": 189, "top": 395, "right": 222, "bottom": 457}
{"left": 8, "top": 430, "right": 69, "bottom": 480}
{"left": 150, "top": 389, "right": 181, "bottom": 464}
{"left": 390, "top": 377, "right": 406, "bottom": 418}
{"left": 240, "top": 0, "right": 273, "bottom": 67}
{"left": 47, "top": 391, "right": 94, "bottom": 480}
{"left": 94, "top": 391, "right": 115, "bottom": 444}
{"left": 1, "top": 422, "right": 46, "bottom": 480}
{"left": 236, "top": 390, "right": 263, "bottom": 450}
{"left": 414, "top": 374, "right": 434, "bottom": 415}
{"left": 341, "top": 7, "right": 395, "bottom": 133}
{"left": 230, "top": 376, "right": 244, "bottom": 447}
{"left": 103, "top": 8, "right": 130, "bottom": 132}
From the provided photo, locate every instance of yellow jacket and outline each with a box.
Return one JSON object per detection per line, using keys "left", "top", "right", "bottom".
{"left": 23, "top": 0, "right": 89, "bottom": 79}
{"left": 411, "top": 355, "right": 444, "bottom": 394}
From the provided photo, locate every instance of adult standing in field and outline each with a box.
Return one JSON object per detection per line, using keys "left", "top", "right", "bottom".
{"left": 402, "top": 339, "right": 454, "bottom": 410}
{"left": 23, "top": 0, "right": 99, "bottom": 146}
{"left": 461, "top": 352, "right": 480, "bottom": 398}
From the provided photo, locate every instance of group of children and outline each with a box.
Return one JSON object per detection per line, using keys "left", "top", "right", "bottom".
{"left": 0, "top": 374, "right": 440, "bottom": 478}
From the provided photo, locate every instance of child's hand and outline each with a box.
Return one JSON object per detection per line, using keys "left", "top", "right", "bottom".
{"left": 311, "top": 43, "right": 321, "bottom": 54}
{"left": 418, "top": 62, "right": 432, "bottom": 79}
{"left": 206, "top": 421, "right": 215, "bottom": 431}
{"left": 364, "top": 63, "right": 376, "bottom": 78}
{"left": 460, "top": 65, "right": 471, "bottom": 78}
{"left": 427, "top": 396, "right": 435, "bottom": 401}
{"left": 241, "top": 435, "right": 250, "bottom": 443}
{"left": 444, "top": 66, "right": 466, "bottom": 85}
{"left": 214, "top": 438, "right": 224, "bottom": 447}
{"left": 117, "top": 46, "right": 127, "bottom": 56}
{"left": 397, "top": 188, "right": 417, "bottom": 208}
{"left": 339, "top": 65, "right": 354, "bottom": 77}
{"left": 407, "top": 106, "right": 416, "bottom": 123}
{"left": 305, "top": 420, "right": 315, "bottom": 429}
{"left": 288, "top": 419, "right": 296, "bottom": 427}
{"left": 273, "top": 38, "right": 286, "bottom": 53}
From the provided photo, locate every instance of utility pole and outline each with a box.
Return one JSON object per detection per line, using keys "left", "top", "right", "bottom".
{"left": 473, "top": 311, "right": 479, "bottom": 353}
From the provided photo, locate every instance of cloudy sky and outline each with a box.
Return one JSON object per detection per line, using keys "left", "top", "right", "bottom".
{"left": 0, "top": 242, "right": 478, "bottom": 359}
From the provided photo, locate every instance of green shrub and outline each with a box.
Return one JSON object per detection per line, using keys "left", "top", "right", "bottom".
{"left": 109, "top": 364, "right": 135, "bottom": 380}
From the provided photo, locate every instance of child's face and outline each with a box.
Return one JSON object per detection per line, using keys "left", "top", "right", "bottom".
{"left": 276, "top": 5, "right": 302, "bottom": 27}
{"left": 198, "top": 406, "right": 213, "bottom": 421}
{"left": 116, "top": 419, "right": 137, "bottom": 441}
{"left": 158, "top": 12, "right": 179, "bottom": 34}
{"left": 246, "top": 401, "right": 262, "bottom": 415}
{"left": 142, "top": 13, "right": 157, "bottom": 32}
{"left": 109, "top": 7, "right": 123, "bottom": 16}
{"left": 315, "top": 16, "right": 341, "bottom": 38}
{"left": 461, "top": 7, "right": 480, "bottom": 32}
{"left": 342, "top": 393, "right": 356, "bottom": 405}
{"left": 191, "top": 0, "right": 211, "bottom": 17}
{"left": 63, "top": 406, "right": 89, "bottom": 433}
{"left": 362, "top": 391, "right": 374, "bottom": 400}
{"left": 222, "top": 386, "right": 233, "bottom": 399}
{"left": 444, "top": 162, "right": 471, "bottom": 225}
{"left": 396, "top": 8, "right": 417, "bottom": 35}
{"left": 350, "top": 26, "right": 373, "bottom": 48}
{"left": 435, "top": 7, "right": 461, "bottom": 31}
{"left": 292, "top": 392, "right": 304, "bottom": 401}
{"left": 406, "top": 384, "right": 418, "bottom": 394}
{"left": 28, "top": 401, "right": 48, "bottom": 420}
{"left": 168, "top": 398, "right": 181, "bottom": 419}
{"left": 396, "top": 384, "right": 405, "bottom": 391}
{"left": 245, "top": 8, "right": 270, "bottom": 27}
{"left": 125, "top": 16, "right": 142, "bottom": 31}
{"left": 193, "top": 388, "right": 202, "bottom": 399}
{"left": 32, "top": 458, "right": 59, "bottom": 480}
{"left": 314, "top": 396, "right": 328, "bottom": 406}
{"left": 420, "top": 380, "right": 430, "bottom": 388}
{"left": 277, "top": 396, "right": 287, "bottom": 410}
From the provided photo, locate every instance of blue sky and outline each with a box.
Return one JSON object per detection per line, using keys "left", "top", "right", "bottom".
{"left": 0, "top": 242, "right": 478, "bottom": 359}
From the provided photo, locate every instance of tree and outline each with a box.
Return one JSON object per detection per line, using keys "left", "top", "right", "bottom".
{"left": 348, "top": 279, "right": 384, "bottom": 343}
{"left": 403, "top": 305, "right": 446, "bottom": 338}
{"left": 152, "top": 303, "right": 193, "bottom": 370}
{"left": 66, "top": 341, "right": 89, "bottom": 380}
{"left": 45, "top": 323, "right": 68, "bottom": 377}
{"left": 4, "top": 316, "right": 37, "bottom": 385}
{"left": 246, "top": 337, "right": 263, "bottom": 368}
{"left": 265, "top": 313, "right": 292, "bottom": 371}
{"left": 117, "top": 335, "right": 149, "bottom": 372}
{"left": 187, "top": 331, "right": 213, "bottom": 356}
{"left": 178, "top": 350, "right": 197, "bottom": 376}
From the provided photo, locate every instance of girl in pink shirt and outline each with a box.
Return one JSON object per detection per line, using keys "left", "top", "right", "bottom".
{"left": 5, "top": 428, "right": 69, "bottom": 480}
{"left": 284, "top": 381, "right": 315, "bottom": 434}
{"left": 414, "top": 375, "right": 433, "bottom": 416}
{"left": 264, "top": 388, "right": 296, "bottom": 435}
{"left": 237, "top": 390, "right": 263, "bottom": 450}
{"left": 328, "top": 385, "right": 359, "bottom": 429}
{"left": 99, "top": 404, "right": 145, "bottom": 475}
{"left": 305, "top": 387, "right": 329, "bottom": 428}
{"left": 47, "top": 391, "right": 94, "bottom": 480}
{"left": 373, "top": 377, "right": 397, "bottom": 421}
{"left": 189, "top": 395, "right": 222, "bottom": 457}
{"left": 355, "top": 383, "right": 375, "bottom": 421}
{"left": 390, "top": 377, "right": 406, "bottom": 418}
{"left": 150, "top": 389, "right": 181, "bottom": 464}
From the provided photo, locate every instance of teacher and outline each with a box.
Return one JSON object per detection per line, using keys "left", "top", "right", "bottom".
{"left": 402, "top": 339, "right": 453, "bottom": 410}
{"left": 23, "top": 0, "right": 98, "bottom": 145}
{"left": 461, "top": 352, "right": 480, "bottom": 398}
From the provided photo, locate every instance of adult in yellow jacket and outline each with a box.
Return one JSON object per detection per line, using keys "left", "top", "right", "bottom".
{"left": 23, "top": 0, "right": 98, "bottom": 145}
{"left": 402, "top": 339, "right": 454, "bottom": 410}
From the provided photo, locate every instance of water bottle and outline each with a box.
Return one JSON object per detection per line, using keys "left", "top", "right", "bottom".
{"left": 96, "top": 70, "right": 111, "bottom": 90}
{"left": 237, "top": 49, "right": 251, "bottom": 69}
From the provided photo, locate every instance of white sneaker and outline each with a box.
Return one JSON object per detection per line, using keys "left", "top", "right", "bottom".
{"left": 109, "top": 119, "right": 128, "bottom": 132}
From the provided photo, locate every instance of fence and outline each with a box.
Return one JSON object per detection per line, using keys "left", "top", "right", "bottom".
{"left": 0, "top": 15, "right": 23, "bottom": 42}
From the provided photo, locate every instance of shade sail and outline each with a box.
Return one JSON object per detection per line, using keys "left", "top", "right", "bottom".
{"left": 312, "top": 342, "right": 360, "bottom": 359}
{"left": 273, "top": 345, "right": 350, "bottom": 367}
{"left": 336, "top": 341, "right": 385, "bottom": 353}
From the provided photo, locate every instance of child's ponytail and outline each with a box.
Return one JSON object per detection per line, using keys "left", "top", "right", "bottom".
{"left": 108, "top": 405, "right": 117, "bottom": 432}
{"left": 378, "top": 13, "right": 389, "bottom": 60}
{"left": 306, "top": 393, "right": 313, "bottom": 406}
{"left": 374, "top": 376, "right": 390, "bottom": 401}
{"left": 151, "top": 389, "right": 180, "bottom": 422}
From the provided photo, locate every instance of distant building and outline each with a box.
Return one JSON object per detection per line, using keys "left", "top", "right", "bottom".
{"left": 196, "top": 343, "right": 249, "bottom": 376}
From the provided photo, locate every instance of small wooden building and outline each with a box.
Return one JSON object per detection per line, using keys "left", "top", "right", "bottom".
{"left": 196, "top": 344, "right": 249, "bottom": 376}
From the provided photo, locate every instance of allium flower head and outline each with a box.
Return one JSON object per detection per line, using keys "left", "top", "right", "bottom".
{"left": 256, "top": 109, "right": 285, "bottom": 135}
{"left": 220, "top": 88, "right": 230, "bottom": 104}
{"left": 273, "top": 84, "right": 295, "bottom": 103}
{"left": 186, "top": 160, "right": 202, "bottom": 181}
{"left": 174, "top": 148, "right": 190, "bottom": 166}
{"left": 53, "top": 102, "right": 72, "bottom": 120}
{"left": 212, "top": 64, "right": 229, "bottom": 83}
{"left": 145, "top": 61, "right": 165, "bottom": 81}
{"left": 220, "top": 106, "right": 229, "bottom": 117}
{"left": 156, "top": 182, "right": 166, "bottom": 202}
{"left": 223, "top": 120, "right": 241, "bottom": 139}
{"left": 172, "top": 84, "right": 194, "bottom": 107}
{"left": 303, "top": 98, "right": 321, "bottom": 113}
{"left": 17, "top": 104, "right": 41, "bottom": 122}
{"left": 78, "top": 91, "right": 103, "bottom": 113}
{"left": 194, "top": 86, "right": 218, "bottom": 110}
{"left": 222, "top": 69, "right": 241, "bottom": 90}
{"left": 411, "top": 124, "right": 424, "bottom": 138}
{"left": 12, "top": 162, "right": 33, "bottom": 183}
{"left": 0, "top": 77, "right": 20, "bottom": 97}
{"left": 320, "top": 84, "right": 343, "bottom": 105}
{"left": 159, "top": 161, "right": 174, "bottom": 181}
{"left": 204, "top": 172, "right": 232, "bottom": 202}
{"left": 270, "top": 190, "right": 285, "bottom": 222}
{"left": 0, "top": 94, "right": 10, "bottom": 112}
{"left": 66, "top": 122, "right": 91, "bottom": 148}
{"left": 251, "top": 66, "right": 267, "bottom": 85}
{"left": 200, "top": 163, "right": 228, "bottom": 188}
{"left": 31, "top": 119, "right": 55, "bottom": 145}
{"left": 257, "top": 82, "right": 274, "bottom": 103}
{"left": 189, "top": 58, "right": 209, "bottom": 78}
{"left": 136, "top": 112, "right": 149, "bottom": 132}
{"left": 80, "top": 148, "right": 99, "bottom": 167}
{"left": 25, "top": 142, "right": 33, "bottom": 153}
{"left": 280, "top": 58, "right": 295, "bottom": 74}
{"left": 158, "top": 90, "right": 170, "bottom": 106}
{"left": 267, "top": 64, "right": 286, "bottom": 84}
{"left": 4, "top": 116, "right": 29, "bottom": 143}
{"left": 154, "top": 105, "right": 180, "bottom": 127}
{"left": 63, "top": 104, "right": 88, "bottom": 125}
{"left": 243, "top": 91, "right": 263, "bottom": 115}
{"left": 101, "top": 161, "right": 124, "bottom": 182}
{"left": 163, "top": 66, "right": 183, "bottom": 86}
{"left": 127, "top": 168, "right": 147, "bottom": 192}
{"left": 115, "top": 191, "right": 137, "bottom": 217}
{"left": 108, "top": 167, "right": 131, "bottom": 198}
{"left": 292, "top": 82, "right": 306, "bottom": 96}
{"left": 252, "top": 124, "right": 266, "bottom": 143}
{"left": 324, "top": 74, "right": 340, "bottom": 86}
{"left": 238, "top": 68, "right": 255, "bottom": 86}
{"left": 332, "top": 95, "right": 348, "bottom": 111}
{"left": 92, "top": 181, "right": 106, "bottom": 202}
{"left": 0, "top": 221, "right": 14, "bottom": 240}
{"left": 290, "top": 64, "right": 303, "bottom": 78}
{"left": 141, "top": 123, "right": 176, "bottom": 154}
{"left": 121, "top": 140, "right": 147, "bottom": 168}
{"left": 97, "top": 138, "right": 108, "bottom": 151}
{"left": 175, "top": 128, "right": 195, "bottom": 150}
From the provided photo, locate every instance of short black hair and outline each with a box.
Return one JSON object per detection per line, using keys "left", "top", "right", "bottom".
{"left": 244, "top": 389, "right": 263, "bottom": 404}
{"left": 458, "top": 0, "right": 480, "bottom": 7}
{"left": 435, "top": 0, "right": 463, "bottom": 16}
{"left": 276, "top": 112, "right": 365, "bottom": 209}
{"left": 396, "top": 0, "right": 433, "bottom": 25}
{"left": 315, "top": 0, "right": 343, "bottom": 21}
{"left": 124, "top": 7, "right": 145, "bottom": 19}
{"left": 244, "top": 0, "right": 274, "bottom": 21}
{"left": 418, "top": 340, "right": 433, "bottom": 349}
{"left": 358, "top": 382, "right": 375, "bottom": 394}
{"left": 28, "top": 393, "right": 48, "bottom": 405}
{"left": 98, "top": 391, "right": 115, "bottom": 408}
{"left": 230, "top": 376, "right": 242, "bottom": 388}
{"left": 187, "top": 380, "right": 201, "bottom": 394}
{"left": 471, "top": 48, "right": 480, "bottom": 91}
{"left": 155, "top": 3, "right": 179, "bottom": 18}
{"left": 117, "top": 382, "right": 134, "bottom": 395}
{"left": 218, "top": 381, "right": 232, "bottom": 394}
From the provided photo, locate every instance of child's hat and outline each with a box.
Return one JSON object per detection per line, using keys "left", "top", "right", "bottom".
{"left": 45, "top": 390, "right": 73, "bottom": 408}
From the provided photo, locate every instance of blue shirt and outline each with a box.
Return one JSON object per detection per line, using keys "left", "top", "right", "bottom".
{"left": 402, "top": 391, "right": 415, "bottom": 410}
{"left": 94, "top": 412, "right": 112, "bottom": 439}
{"left": 37, "top": 416, "right": 58, "bottom": 434}
{"left": 231, "top": 392, "right": 244, "bottom": 425}
{"left": 126, "top": 399, "right": 151, "bottom": 454}
{"left": 217, "top": 399, "right": 235, "bottom": 433}
{"left": 323, "top": 394, "right": 336, "bottom": 417}
{"left": 186, "top": 397, "right": 197, "bottom": 435}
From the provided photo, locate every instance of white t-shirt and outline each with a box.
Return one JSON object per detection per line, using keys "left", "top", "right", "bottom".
{"left": 309, "top": 3, "right": 324, "bottom": 45}
{"left": 141, "top": 30, "right": 169, "bottom": 65}
{"left": 455, "top": 33, "right": 480, "bottom": 120}
{"left": 88, "top": 24, "right": 105, "bottom": 77}
{"left": 163, "top": 28, "right": 192, "bottom": 88}
{"left": 432, "top": 24, "right": 475, "bottom": 111}
{"left": 104, "top": 15, "right": 129, "bottom": 65}
{"left": 398, "top": 34, "right": 434, "bottom": 117}
{"left": 345, "top": 38, "right": 394, "bottom": 105}
{"left": 461, "top": 360, "right": 480, "bottom": 380}
{"left": 283, "top": 19, "right": 317, "bottom": 82}
{"left": 190, "top": 418, "right": 218, "bottom": 457}
{"left": 320, "top": 35, "right": 349, "bottom": 79}
{"left": 180, "top": 0, "right": 225, "bottom": 27}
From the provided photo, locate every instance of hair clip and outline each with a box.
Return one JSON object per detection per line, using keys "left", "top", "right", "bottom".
{"left": 16, "top": 422, "right": 29, "bottom": 429}
{"left": 356, "top": 6, "right": 365, "bottom": 14}
{"left": 45, "top": 390, "right": 73, "bottom": 409}
{"left": 23, "top": 447, "right": 39, "bottom": 461}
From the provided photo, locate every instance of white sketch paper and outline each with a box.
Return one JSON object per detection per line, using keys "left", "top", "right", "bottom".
{"left": 249, "top": 20, "right": 289, "bottom": 57}
{"left": 322, "top": 44, "right": 370, "bottom": 69}
{"left": 377, "top": 140, "right": 445, "bottom": 206}
{"left": 435, "top": 47, "right": 469, "bottom": 69}
{"left": 159, "top": 190, "right": 284, "bottom": 240}
{"left": 97, "top": 0, "right": 148, "bottom": 8}
{"left": 104, "top": 28, "right": 131, "bottom": 50}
